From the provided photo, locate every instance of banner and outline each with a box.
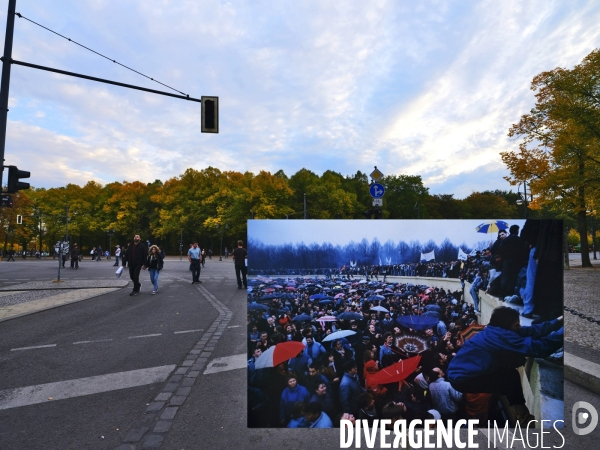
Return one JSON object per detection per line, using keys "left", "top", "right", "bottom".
{"left": 420, "top": 250, "right": 435, "bottom": 261}
{"left": 458, "top": 248, "right": 469, "bottom": 260}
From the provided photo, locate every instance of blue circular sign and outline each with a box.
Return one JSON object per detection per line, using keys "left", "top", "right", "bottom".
{"left": 369, "top": 183, "right": 385, "bottom": 198}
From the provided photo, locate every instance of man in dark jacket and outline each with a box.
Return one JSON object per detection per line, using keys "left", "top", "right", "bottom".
{"left": 447, "top": 306, "right": 563, "bottom": 426}
{"left": 123, "top": 234, "right": 148, "bottom": 296}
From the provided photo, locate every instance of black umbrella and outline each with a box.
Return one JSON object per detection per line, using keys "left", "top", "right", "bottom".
{"left": 292, "top": 314, "right": 313, "bottom": 322}
{"left": 248, "top": 302, "right": 270, "bottom": 311}
{"left": 337, "top": 312, "right": 364, "bottom": 321}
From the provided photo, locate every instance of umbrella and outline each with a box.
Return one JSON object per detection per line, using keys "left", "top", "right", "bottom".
{"left": 375, "top": 289, "right": 383, "bottom": 293}
{"left": 337, "top": 312, "right": 364, "bottom": 321}
{"left": 395, "top": 335, "right": 429, "bottom": 354}
{"left": 367, "top": 295, "right": 385, "bottom": 301}
{"left": 366, "top": 355, "right": 422, "bottom": 385}
{"left": 292, "top": 314, "right": 313, "bottom": 322}
{"left": 317, "top": 315, "right": 338, "bottom": 322}
{"left": 334, "top": 293, "right": 345, "bottom": 299}
{"left": 370, "top": 305, "right": 389, "bottom": 313}
{"left": 264, "top": 288, "right": 275, "bottom": 293}
{"left": 309, "top": 293, "right": 328, "bottom": 300}
{"left": 475, "top": 220, "right": 510, "bottom": 234}
{"left": 285, "top": 286, "right": 296, "bottom": 291}
{"left": 322, "top": 330, "right": 357, "bottom": 342}
{"left": 319, "top": 299, "right": 334, "bottom": 305}
{"left": 396, "top": 315, "right": 439, "bottom": 331}
{"left": 458, "top": 324, "right": 486, "bottom": 344}
{"left": 247, "top": 302, "right": 270, "bottom": 311}
{"left": 254, "top": 341, "right": 306, "bottom": 369}
{"left": 273, "top": 285, "right": 283, "bottom": 289}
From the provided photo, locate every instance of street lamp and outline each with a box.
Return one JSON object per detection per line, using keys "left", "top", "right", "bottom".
{"left": 587, "top": 209, "right": 597, "bottom": 260}
{"left": 107, "top": 229, "right": 115, "bottom": 259}
{"left": 216, "top": 223, "right": 228, "bottom": 261}
{"left": 516, "top": 181, "right": 533, "bottom": 218}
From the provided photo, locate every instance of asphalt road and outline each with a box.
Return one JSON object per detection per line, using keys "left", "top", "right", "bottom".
{"left": 1, "top": 257, "right": 600, "bottom": 449}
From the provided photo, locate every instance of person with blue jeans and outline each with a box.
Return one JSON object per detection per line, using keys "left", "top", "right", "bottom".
{"left": 145, "top": 245, "right": 164, "bottom": 294}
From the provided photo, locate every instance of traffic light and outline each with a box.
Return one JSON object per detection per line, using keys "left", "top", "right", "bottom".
{"left": 374, "top": 208, "right": 382, "bottom": 219}
{"left": 16, "top": 214, "right": 22, "bottom": 224}
{"left": 201, "top": 96, "right": 219, "bottom": 133}
{"left": 6, "top": 165, "right": 30, "bottom": 193}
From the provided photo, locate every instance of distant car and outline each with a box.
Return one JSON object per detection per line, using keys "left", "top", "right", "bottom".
{"left": 573, "top": 244, "right": 581, "bottom": 253}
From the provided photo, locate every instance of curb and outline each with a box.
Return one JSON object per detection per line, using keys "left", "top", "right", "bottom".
{"left": 564, "top": 352, "right": 600, "bottom": 396}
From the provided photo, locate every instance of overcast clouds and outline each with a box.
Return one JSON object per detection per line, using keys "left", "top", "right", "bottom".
{"left": 1, "top": 1, "right": 599, "bottom": 197}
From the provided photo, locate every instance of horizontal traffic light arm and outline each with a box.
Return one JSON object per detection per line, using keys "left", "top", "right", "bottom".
{"left": 3, "top": 57, "right": 202, "bottom": 103}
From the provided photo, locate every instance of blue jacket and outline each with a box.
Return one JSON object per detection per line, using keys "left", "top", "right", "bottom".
{"left": 339, "top": 372, "right": 365, "bottom": 415}
{"left": 447, "top": 318, "right": 563, "bottom": 383}
{"left": 280, "top": 385, "right": 311, "bottom": 422}
{"left": 309, "top": 411, "right": 333, "bottom": 428}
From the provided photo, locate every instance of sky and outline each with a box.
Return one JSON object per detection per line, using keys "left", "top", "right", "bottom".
{"left": 1, "top": 1, "right": 599, "bottom": 197}
{"left": 249, "top": 218, "right": 526, "bottom": 249}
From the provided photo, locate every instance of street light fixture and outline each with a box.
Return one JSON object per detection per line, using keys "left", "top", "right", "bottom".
{"left": 216, "top": 223, "right": 228, "bottom": 261}
{"left": 107, "top": 229, "right": 115, "bottom": 260}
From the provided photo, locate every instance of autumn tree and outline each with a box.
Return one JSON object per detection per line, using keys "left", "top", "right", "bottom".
{"left": 503, "top": 49, "right": 600, "bottom": 267}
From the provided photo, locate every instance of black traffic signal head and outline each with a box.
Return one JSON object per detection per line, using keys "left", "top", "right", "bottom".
{"left": 7, "top": 165, "right": 30, "bottom": 193}
{"left": 374, "top": 208, "right": 382, "bottom": 219}
{"left": 201, "top": 96, "right": 219, "bottom": 133}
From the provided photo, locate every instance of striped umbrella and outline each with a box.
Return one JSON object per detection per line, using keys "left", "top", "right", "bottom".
{"left": 254, "top": 341, "right": 306, "bottom": 369}
{"left": 475, "top": 220, "right": 510, "bottom": 234}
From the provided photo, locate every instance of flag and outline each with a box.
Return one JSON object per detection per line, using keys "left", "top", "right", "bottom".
{"left": 457, "top": 248, "right": 469, "bottom": 261}
{"left": 420, "top": 250, "right": 435, "bottom": 262}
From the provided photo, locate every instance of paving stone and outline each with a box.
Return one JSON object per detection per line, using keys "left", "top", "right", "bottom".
{"left": 169, "top": 395, "right": 187, "bottom": 406}
{"left": 176, "top": 387, "right": 191, "bottom": 396}
{"left": 162, "top": 382, "right": 179, "bottom": 392}
{"left": 124, "top": 426, "right": 149, "bottom": 443}
{"left": 187, "top": 370, "right": 200, "bottom": 378}
{"left": 145, "top": 401, "right": 165, "bottom": 413}
{"left": 189, "top": 349, "right": 201, "bottom": 355}
{"left": 116, "top": 445, "right": 137, "bottom": 450}
{"left": 141, "top": 434, "right": 164, "bottom": 449}
{"left": 191, "top": 362, "right": 206, "bottom": 371}
{"left": 201, "top": 352, "right": 211, "bottom": 357}
{"left": 153, "top": 421, "right": 172, "bottom": 433}
{"left": 181, "top": 360, "right": 194, "bottom": 367}
{"left": 154, "top": 392, "right": 172, "bottom": 402}
{"left": 213, "top": 331, "right": 223, "bottom": 335}
{"left": 161, "top": 406, "right": 179, "bottom": 420}
{"left": 181, "top": 377, "right": 195, "bottom": 387}
{"left": 131, "top": 415, "right": 155, "bottom": 428}
{"left": 174, "top": 367, "right": 188, "bottom": 375}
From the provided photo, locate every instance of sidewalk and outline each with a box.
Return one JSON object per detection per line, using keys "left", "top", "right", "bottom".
{"left": 563, "top": 253, "right": 600, "bottom": 395}
{"left": 0, "top": 279, "right": 130, "bottom": 323}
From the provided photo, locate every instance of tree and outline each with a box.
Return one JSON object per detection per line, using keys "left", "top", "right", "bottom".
{"left": 502, "top": 49, "right": 600, "bottom": 267}
{"left": 380, "top": 175, "right": 429, "bottom": 219}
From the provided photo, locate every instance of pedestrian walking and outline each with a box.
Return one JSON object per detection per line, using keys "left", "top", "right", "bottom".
{"left": 123, "top": 234, "right": 148, "bottom": 296}
{"left": 7, "top": 248, "right": 15, "bottom": 261}
{"left": 144, "top": 245, "right": 164, "bottom": 294}
{"left": 201, "top": 250, "right": 206, "bottom": 267}
{"left": 232, "top": 239, "right": 248, "bottom": 289}
{"left": 96, "top": 245, "right": 103, "bottom": 261}
{"left": 114, "top": 245, "right": 121, "bottom": 266}
{"left": 188, "top": 241, "right": 202, "bottom": 284}
{"left": 70, "top": 243, "right": 80, "bottom": 269}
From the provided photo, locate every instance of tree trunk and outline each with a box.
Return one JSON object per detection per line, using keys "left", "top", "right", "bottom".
{"left": 577, "top": 210, "right": 592, "bottom": 267}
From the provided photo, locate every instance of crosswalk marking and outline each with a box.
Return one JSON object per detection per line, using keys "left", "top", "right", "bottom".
{"left": 0, "top": 365, "right": 176, "bottom": 410}
{"left": 203, "top": 353, "right": 247, "bottom": 375}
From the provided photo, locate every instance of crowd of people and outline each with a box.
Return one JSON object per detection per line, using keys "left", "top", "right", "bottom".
{"left": 247, "top": 276, "right": 482, "bottom": 428}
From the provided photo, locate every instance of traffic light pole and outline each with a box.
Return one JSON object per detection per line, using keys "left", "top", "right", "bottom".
{"left": 0, "top": 0, "right": 16, "bottom": 189}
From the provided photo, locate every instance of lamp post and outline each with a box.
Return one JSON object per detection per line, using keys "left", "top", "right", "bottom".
{"left": 516, "top": 181, "right": 532, "bottom": 218}
{"left": 107, "top": 229, "right": 114, "bottom": 260}
{"left": 217, "top": 223, "right": 228, "bottom": 261}
{"left": 587, "top": 209, "right": 597, "bottom": 260}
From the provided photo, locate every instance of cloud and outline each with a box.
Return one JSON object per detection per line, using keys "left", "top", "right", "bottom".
{"left": 2, "top": 0, "right": 599, "bottom": 198}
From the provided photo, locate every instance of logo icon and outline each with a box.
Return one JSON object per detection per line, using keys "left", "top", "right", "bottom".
{"left": 572, "top": 401, "right": 599, "bottom": 436}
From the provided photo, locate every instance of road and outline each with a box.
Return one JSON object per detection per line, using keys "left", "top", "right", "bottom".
{"left": 1, "top": 257, "right": 600, "bottom": 449}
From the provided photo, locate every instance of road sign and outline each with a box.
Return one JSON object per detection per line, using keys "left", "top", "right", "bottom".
{"left": 372, "top": 198, "right": 383, "bottom": 206}
{"left": 369, "top": 183, "right": 385, "bottom": 198}
{"left": 370, "top": 167, "right": 384, "bottom": 181}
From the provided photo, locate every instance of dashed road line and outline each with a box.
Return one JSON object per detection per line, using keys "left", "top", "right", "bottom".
{"left": 128, "top": 333, "right": 163, "bottom": 339}
{"left": 73, "top": 339, "right": 113, "bottom": 345}
{"left": 173, "top": 329, "right": 202, "bottom": 334}
{"left": 11, "top": 344, "right": 57, "bottom": 351}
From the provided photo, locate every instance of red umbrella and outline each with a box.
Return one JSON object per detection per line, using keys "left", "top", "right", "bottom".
{"left": 286, "top": 286, "right": 296, "bottom": 291}
{"left": 254, "top": 341, "right": 306, "bottom": 369}
{"left": 263, "top": 288, "right": 275, "bottom": 293}
{"left": 366, "top": 355, "right": 421, "bottom": 385}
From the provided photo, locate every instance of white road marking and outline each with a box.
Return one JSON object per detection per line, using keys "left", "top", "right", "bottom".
{"left": 73, "top": 339, "right": 113, "bottom": 345}
{"left": 173, "top": 329, "right": 202, "bottom": 334}
{"left": 0, "top": 365, "right": 176, "bottom": 410}
{"left": 128, "top": 333, "right": 162, "bottom": 339}
{"left": 203, "top": 353, "right": 247, "bottom": 375}
{"left": 227, "top": 325, "right": 241, "bottom": 329}
{"left": 11, "top": 344, "right": 57, "bottom": 351}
